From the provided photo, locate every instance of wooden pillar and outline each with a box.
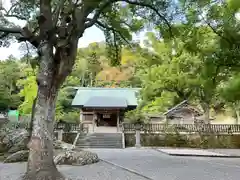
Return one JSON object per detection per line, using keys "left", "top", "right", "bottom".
{"left": 93, "top": 111, "right": 96, "bottom": 132}
{"left": 117, "top": 111, "right": 120, "bottom": 132}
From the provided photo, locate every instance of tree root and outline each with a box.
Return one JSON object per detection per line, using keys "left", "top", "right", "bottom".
{"left": 21, "top": 168, "right": 71, "bottom": 180}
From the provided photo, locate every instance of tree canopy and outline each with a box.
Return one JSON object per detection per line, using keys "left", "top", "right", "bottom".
{"left": 1, "top": 0, "right": 240, "bottom": 179}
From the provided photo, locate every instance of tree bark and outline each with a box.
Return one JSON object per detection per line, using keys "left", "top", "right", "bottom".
{"left": 233, "top": 103, "right": 239, "bottom": 125}
{"left": 201, "top": 102, "right": 214, "bottom": 134}
{"left": 202, "top": 102, "right": 210, "bottom": 124}
{"left": 23, "top": 42, "right": 66, "bottom": 180}
{"left": 235, "top": 110, "right": 239, "bottom": 125}
{"left": 28, "top": 97, "right": 37, "bottom": 141}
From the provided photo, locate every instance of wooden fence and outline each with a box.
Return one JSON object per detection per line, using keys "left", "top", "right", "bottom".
{"left": 122, "top": 123, "right": 240, "bottom": 134}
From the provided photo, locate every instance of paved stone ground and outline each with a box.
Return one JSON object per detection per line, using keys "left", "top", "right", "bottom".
{"left": 155, "top": 147, "right": 240, "bottom": 157}
{"left": 88, "top": 148, "right": 240, "bottom": 180}
{"left": 1, "top": 148, "right": 240, "bottom": 180}
{"left": 207, "top": 149, "right": 240, "bottom": 156}
{"left": 157, "top": 148, "right": 235, "bottom": 157}
{"left": 0, "top": 161, "right": 147, "bottom": 180}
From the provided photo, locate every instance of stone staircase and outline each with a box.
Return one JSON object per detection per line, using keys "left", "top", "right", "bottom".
{"left": 76, "top": 133, "right": 123, "bottom": 148}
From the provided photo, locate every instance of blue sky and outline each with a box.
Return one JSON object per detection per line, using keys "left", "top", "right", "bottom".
{"left": 0, "top": 25, "right": 146, "bottom": 60}
{"left": 0, "top": 25, "right": 107, "bottom": 59}
{"left": 0, "top": 1, "right": 147, "bottom": 60}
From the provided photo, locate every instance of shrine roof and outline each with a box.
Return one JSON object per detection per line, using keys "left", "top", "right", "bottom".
{"left": 72, "top": 87, "right": 140, "bottom": 108}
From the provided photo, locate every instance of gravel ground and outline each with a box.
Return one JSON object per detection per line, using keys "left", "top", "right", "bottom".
{"left": 0, "top": 161, "right": 147, "bottom": 180}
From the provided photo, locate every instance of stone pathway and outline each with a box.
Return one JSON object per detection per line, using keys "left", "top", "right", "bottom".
{"left": 157, "top": 148, "right": 237, "bottom": 157}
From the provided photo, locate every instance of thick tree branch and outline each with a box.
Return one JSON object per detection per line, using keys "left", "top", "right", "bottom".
{"left": 121, "top": 0, "right": 173, "bottom": 38}
{"left": 85, "top": 0, "right": 173, "bottom": 37}
{"left": 84, "top": 0, "right": 117, "bottom": 29}
{"left": 0, "top": 26, "right": 22, "bottom": 34}
{"left": 39, "top": 0, "right": 54, "bottom": 39}
{"left": 0, "top": 26, "right": 40, "bottom": 48}
{"left": 52, "top": 0, "right": 66, "bottom": 27}
{"left": 73, "top": 1, "right": 103, "bottom": 38}
{"left": 95, "top": 20, "right": 131, "bottom": 45}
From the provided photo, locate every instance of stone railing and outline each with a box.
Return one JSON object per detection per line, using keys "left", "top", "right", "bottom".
{"left": 122, "top": 123, "right": 240, "bottom": 134}
{"left": 122, "top": 123, "right": 240, "bottom": 148}
{"left": 1, "top": 121, "right": 88, "bottom": 133}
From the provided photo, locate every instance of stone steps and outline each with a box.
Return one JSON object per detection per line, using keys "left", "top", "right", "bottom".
{"left": 76, "top": 133, "right": 123, "bottom": 148}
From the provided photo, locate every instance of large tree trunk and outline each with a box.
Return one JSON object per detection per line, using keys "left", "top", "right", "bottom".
{"left": 23, "top": 42, "right": 67, "bottom": 180}
{"left": 233, "top": 103, "right": 239, "bottom": 125}
{"left": 201, "top": 102, "right": 214, "bottom": 134}
{"left": 202, "top": 102, "right": 210, "bottom": 124}
{"left": 235, "top": 110, "right": 239, "bottom": 125}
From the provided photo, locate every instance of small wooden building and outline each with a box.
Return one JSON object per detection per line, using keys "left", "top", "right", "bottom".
{"left": 71, "top": 87, "right": 140, "bottom": 132}
{"left": 163, "top": 100, "right": 204, "bottom": 124}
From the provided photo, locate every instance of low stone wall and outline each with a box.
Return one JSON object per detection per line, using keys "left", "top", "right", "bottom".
{"left": 55, "top": 132, "right": 77, "bottom": 144}
{"left": 59, "top": 132, "right": 240, "bottom": 149}
{"left": 125, "top": 133, "right": 240, "bottom": 148}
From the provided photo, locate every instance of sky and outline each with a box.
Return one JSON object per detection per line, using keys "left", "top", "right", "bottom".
{"left": 0, "top": 1, "right": 146, "bottom": 60}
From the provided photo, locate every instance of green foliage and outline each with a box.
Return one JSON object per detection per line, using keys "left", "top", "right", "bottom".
{"left": 3, "top": 0, "right": 240, "bottom": 123}
{"left": 228, "top": 0, "right": 240, "bottom": 11}
{"left": 17, "top": 68, "right": 37, "bottom": 115}
{"left": 0, "top": 57, "right": 23, "bottom": 110}
{"left": 60, "top": 111, "right": 80, "bottom": 123}
{"left": 219, "top": 73, "right": 240, "bottom": 103}
{"left": 142, "top": 91, "right": 177, "bottom": 113}
{"left": 124, "top": 109, "right": 147, "bottom": 124}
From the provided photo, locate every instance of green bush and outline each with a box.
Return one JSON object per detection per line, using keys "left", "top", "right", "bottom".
{"left": 60, "top": 111, "right": 80, "bottom": 123}
{"left": 124, "top": 110, "right": 148, "bottom": 124}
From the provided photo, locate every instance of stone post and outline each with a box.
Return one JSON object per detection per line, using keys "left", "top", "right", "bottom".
{"left": 57, "top": 129, "right": 64, "bottom": 141}
{"left": 80, "top": 109, "right": 83, "bottom": 123}
{"left": 135, "top": 123, "right": 141, "bottom": 148}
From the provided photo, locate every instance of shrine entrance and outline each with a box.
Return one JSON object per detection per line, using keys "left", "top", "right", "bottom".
{"left": 97, "top": 112, "right": 118, "bottom": 127}
{"left": 80, "top": 108, "right": 122, "bottom": 132}
{"left": 71, "top": 87, "right": 140, "bottom": 133}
